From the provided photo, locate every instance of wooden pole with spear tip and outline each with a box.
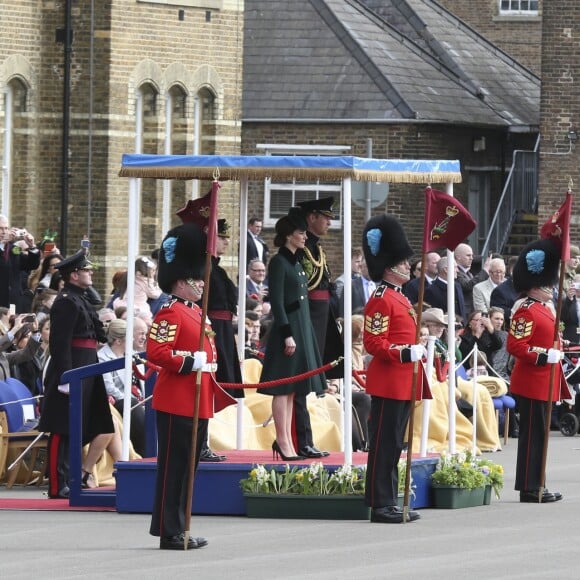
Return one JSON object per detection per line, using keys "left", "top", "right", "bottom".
{"left": 183, "top": 173, "right": 220, "bottom": 549}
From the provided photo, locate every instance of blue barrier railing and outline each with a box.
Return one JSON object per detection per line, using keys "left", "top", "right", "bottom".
{"left": 61, "top": 355, "right": 157, "bottom": 507}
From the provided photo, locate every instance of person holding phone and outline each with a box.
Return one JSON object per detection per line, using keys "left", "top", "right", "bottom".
{"left": 561, "top": 274, "right": 580, "bottom": 345}
{"left": 0, "top": 312, "right": 42, "bottom": 382}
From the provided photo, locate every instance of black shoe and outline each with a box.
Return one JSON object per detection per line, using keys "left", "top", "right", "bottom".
{"left": 519, "top": 490, "right": 557, "bottom": 503}
{"left": 371, "top": 506, "right": 420, "bottom": 524}
{"left": 544, "top": 489, "right": 563, "bottom": 501}
{"left": 160, "top": 533, "right": 208, "bottom": 550}
{"left": 272, "top": 441, "right": 303, "bottom": 461}
{"left": 48, "top": 486, "right": 70, "bottom": 499}
{"left": 509, "top": 429, "right": 519, "bottom": 438}
{"left": 199, "top": 449, "right": 227, "bottom": 462}
{"left": 299, "top": 445, "right": 330, "bottom": 458}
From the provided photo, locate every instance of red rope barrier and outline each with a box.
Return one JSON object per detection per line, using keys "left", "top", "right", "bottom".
{"left": 221, "top": 358, "right": 343, "bottom": 390}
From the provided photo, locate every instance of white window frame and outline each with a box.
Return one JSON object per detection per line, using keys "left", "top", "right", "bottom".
{"left": 256, "top": 144, "right": 350, "bottom": 229}
{"left": 498, "top": 0, "right": 539, "bottom": 15}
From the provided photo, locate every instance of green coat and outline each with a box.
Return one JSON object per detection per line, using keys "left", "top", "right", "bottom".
{"left": 259, "top": 247, "right": 326, "bottom": 396}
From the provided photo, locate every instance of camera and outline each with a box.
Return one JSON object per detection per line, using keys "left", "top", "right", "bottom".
{"left": 14, "top": 228, "right": 26, "bottom": 240}
{"left": 574, "top": 282, "right": 580, "bottom": 290}
{"left": 22, "top": 314, "right": 36, "bottom": 323}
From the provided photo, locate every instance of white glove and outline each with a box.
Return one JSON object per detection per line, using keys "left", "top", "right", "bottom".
{"left": 192, "top": 351, "right": 207, "bottom": 371}
{"left": 410, "top": 344, "right": 427, "bottom": 362}
{"left": 547, "top": 348, "right": 563, "bottom": 364}
{"left": 58, "top": 383, "right": 70, "bottom": 395}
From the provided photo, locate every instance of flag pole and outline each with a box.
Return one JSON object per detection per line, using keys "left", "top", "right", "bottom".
{"left": 538, "top": 187, "right": 573, "bottom": 503}
{"left": 402, "top": 251, "right": 427, "bottom": 522}
{"left": 538, "top": 237, "right": 567, "bottom": 502}
{"left": 183, "top": 176, "right": 219, "bottom": 549}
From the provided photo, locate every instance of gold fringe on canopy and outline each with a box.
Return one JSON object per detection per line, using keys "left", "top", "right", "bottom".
{"left": 119, "top": 165, "right": 462, "bottom": 184}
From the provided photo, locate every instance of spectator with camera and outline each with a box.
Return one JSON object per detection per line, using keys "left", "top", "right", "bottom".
{"left": 0, "top": 215, "right": 41, "bottom": 313}
{"left": 561, "top": 273, "right": 580, "bottom": 345}
{"left": 0, "top": 310, "right": 42, "bottom": 382}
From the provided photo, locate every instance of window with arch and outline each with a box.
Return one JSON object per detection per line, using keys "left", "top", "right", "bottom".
{"left": 3, "top": 78, "right": 29, "bottom": 217}
{"left": 196, "top": 87, "right": 216, "bottom": 156}
{"left": 137, "top": 82, "right": 161, "bottom": 252}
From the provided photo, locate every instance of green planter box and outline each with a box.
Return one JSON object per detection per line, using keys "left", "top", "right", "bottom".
{"left": 483, "top": 485, "right": 492, "bottom": 505}
{"left": 243, "top": 493, "right": 370, "bottom": 520}
{"left": 431, "top": 485, "right": 486, "bottom": 509}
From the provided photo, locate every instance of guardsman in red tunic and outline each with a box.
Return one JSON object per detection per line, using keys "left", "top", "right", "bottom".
{"left": 507, "top": 239, "right": 570, "bottom": 503}
{"left": 362, "top": 215, "right": 431, "bottom": 524}
{"left": 147, "top": 223, "right": 235, "bottom": 550}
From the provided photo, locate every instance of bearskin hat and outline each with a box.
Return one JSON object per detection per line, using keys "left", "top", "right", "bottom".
{"left": 512, "top": 238, "right": 560, "bottom": 293}
{"left": 157, "top": 223, "right": 206, "bottom": 293}
{"left": 362, "top": 214, "right": 414, "bottom": 282}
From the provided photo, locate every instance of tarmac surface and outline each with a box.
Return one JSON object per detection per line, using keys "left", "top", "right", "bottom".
{"left": 1, "top": 432, "right": 579, "bottom": 580}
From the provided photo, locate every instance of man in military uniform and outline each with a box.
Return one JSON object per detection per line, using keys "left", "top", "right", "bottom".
{"left": 293, "top": 197, "right": 343, "bottom": 458}
{"left": 200, "top": 218, "right": 244, "bottom": 461}
{"left": 39, "top": 249, "right": 115, "bottom": 499}
{"left": 507, "top": 239, "right": 568, "bottom": 503}
{"left": 148, "top": 223, "right": 235, "bottom": 550}
{"left": 362, "top": 215, "right": 430, "bottom": 524}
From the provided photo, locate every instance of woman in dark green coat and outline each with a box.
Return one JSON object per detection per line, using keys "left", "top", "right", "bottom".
{"left": 258, "top": 208, "right": 326, "bottom": 460}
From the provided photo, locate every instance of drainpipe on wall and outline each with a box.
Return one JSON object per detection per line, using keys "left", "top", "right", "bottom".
{"left": 60, "top": 0, "right": 73, "bottom": 252}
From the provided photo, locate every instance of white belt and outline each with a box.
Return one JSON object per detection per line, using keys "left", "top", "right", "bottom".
{"left": 202, "top": 362, "right": 218, "bottom": 373}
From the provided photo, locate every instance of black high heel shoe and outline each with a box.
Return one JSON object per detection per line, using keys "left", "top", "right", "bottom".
{"left": 272, "top": 441, "right": 303, "bottom": 461}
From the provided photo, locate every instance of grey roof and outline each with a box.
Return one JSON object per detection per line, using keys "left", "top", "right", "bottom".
{"left": 242, "top": 0, "right": 540, "bottom": 128}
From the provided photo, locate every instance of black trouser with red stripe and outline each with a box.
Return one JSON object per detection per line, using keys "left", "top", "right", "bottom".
{"left": 47, "top": 433, "right": 69, "bottom": 498}
{"left": 365, "top": 397, "right": 410, "bottom": 508}
{"left": 515, "top": 396, "right": 546, "bottom": 492}
{"left": 150, "top": 411, "right": 208, "bottom": 538}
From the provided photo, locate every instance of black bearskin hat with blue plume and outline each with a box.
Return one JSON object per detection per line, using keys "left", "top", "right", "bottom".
{"left": 157, "top": 223, "right": 207, "bottom": 294}
{"left": 362, "top": 214, "right": 414, "bottom": 282}
{"left": 512, "top": 238, "right": 560, "bottom": 293}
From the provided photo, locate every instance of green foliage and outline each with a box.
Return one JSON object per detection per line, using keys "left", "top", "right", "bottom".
{"left": 240, "top": 463, "right": 366, "bottom": 496}
{"left": 431, "top": 450, "right": 503, "bottom": 494}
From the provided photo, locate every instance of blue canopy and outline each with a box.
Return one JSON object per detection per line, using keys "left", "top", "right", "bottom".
{"left": 120, "top": 154, "right": 462, "bottom": 184}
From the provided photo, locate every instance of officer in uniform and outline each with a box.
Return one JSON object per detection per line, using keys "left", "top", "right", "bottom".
{"left": 362, "top": 215, "right": 431, "bottom": 524}
{"left": 39, "top": 249, "right": 115, "bottom": 499}
{"left": 200, "top": 219, "right": 244, "bottom": 461}
{"left": 148, "top": 223, "right": 235, "bottom": 550}
{"left": 293, "top": 197, "right": 343, "bottom": 458}
{"left": 507, "top": 239, "right": 569, "bottom": 503}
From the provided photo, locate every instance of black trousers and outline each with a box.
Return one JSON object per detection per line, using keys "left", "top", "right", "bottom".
{"left": 365, "top": 397, "right": 411, "bottom": 508}
{"left": 150, "top": 411, "right": 208, "bottom": 538}
{"left": 293, "top": 394, "right": 314, "bottom": 450}
{"left": 515, "top": 396, "right": 547, "bottom": 491}
{"left": 47, "top": 432, "right": 69, "bottom": 498}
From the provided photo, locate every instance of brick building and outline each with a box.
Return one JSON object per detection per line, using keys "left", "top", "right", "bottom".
{"left": 0, "top": 0, "right": 244, "bottom": 293}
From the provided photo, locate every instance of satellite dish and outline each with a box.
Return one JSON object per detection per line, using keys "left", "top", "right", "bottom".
{"left": 351, "top": 181, "right": 389, "bottom": 209}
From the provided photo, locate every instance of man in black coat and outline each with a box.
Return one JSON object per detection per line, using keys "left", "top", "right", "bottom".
{"left": 424, "top": 257, "right": 466, "bottom": 324}
{"left": 454, "top": 243, "right": 490, "bottom": 316}
{"left": 38, "top": 249, "right": 115, "bottom": 498}
{"left": 0, "top": 215, "right": 41, "bottom": 312}
{"left": 403, "top": 251, "right": 440, "bottom": 306}
{"left": 490, "top": 277, "right": 519, "bottom": 327}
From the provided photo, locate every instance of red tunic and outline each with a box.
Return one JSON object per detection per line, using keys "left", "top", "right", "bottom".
{"left": 507, "top": 297, "right": 571, "bottom": 401}
{"left": 147, "top": 298, "right": 219, "bottom": 419}
{"left": 363, "top": 284, "right": 431, "bottom": 400}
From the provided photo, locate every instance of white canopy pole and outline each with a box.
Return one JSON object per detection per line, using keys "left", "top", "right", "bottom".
{"left": 471, "top": 343, "right": 479, "bottom": 456}
{"left": 420, "top": 335, "right": 436, "bottom": 457}
{"left": 236, "top": 176, "right": 249, "bottom": 449}
{"left": 445, "top": 182, "right": 457, "bottom": 455}
{"left": 121, "top": 177, "right": 139, "bottom": 461}
{"left": 343, "top": 177, "right": 353, "bottom": 465}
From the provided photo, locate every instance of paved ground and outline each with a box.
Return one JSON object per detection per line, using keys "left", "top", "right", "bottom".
{"left": 1, "top": 433, "right": 579, "bottom": 580}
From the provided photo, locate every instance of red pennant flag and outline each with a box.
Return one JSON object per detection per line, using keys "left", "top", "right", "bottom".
{"left": 423, "top": 187, "right": 477, "bottom": 252}
{"left": 176, "top": 181, "right": 221, "bottom": 257}
{"left": 540, "top": 191, "right": 573, "bottom": 261}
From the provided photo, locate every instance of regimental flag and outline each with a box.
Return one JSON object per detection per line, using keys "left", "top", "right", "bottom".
{"left": 540, "top": 191, "right": 573, "bottom": 261}
{"left": 176, "top": 180, "right": 220, "bottom": 257}
{"left": 423, "top": 187, "right": 477, "bottom": 252}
